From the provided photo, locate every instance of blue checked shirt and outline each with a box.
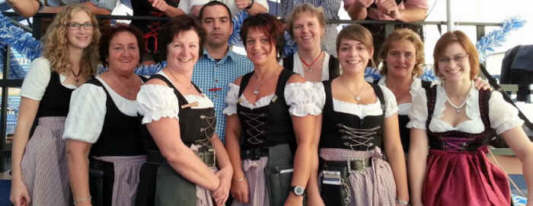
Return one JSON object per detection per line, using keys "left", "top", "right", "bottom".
{"left": 192, "top": 49, "right": 253, "bottom": 142}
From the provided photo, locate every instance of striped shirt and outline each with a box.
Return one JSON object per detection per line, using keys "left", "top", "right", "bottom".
{"left": 192, "top": 49, "right": 253, "bottom": 141}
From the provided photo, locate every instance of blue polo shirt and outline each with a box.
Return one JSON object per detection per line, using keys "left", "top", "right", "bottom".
{"left": 192, "top": 49, "right": 253, "bottom": 141}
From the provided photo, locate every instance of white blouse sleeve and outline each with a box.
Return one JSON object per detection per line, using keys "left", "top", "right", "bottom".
{"left": 223, "top": 83, "right": 240, "bottom": 116}
{"left": 489, "top": 91, "right": 524, "bottom": 134}
{"left": 20, "top": 57, "right": 52, "bottom": 101}
{"left": 63, "top": 84, "right": 107, "bottom": 143}
{"left": 379, "top": 85, "right": 398, "bottom": 118}
{"left": 407, "top": 88, "right": 428, "bottom": 129}
{"left": 284, "top": 82, "right": 323, "bottom": 116}
{"left": 137, "top": 84, "right": 180, "bottom": 124}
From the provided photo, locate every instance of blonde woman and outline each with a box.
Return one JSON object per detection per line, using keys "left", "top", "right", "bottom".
{"left": 10, "top": 4, "right": 100, "bottom": 206}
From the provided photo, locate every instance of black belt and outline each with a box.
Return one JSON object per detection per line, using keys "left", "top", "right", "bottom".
{"left": 241, "top": 147, "right": 269, "bottom": 160}
{"left": 321, "top": 158, "right": 372, "bottom": 171}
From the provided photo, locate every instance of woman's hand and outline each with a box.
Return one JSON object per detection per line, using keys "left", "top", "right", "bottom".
{"left": 10, "top": 178, "right": 30, "bottom": 206}
{"left": 212, "top": 167, "right": 232, "bottom": 206}
{"left": 230, "top": 175, "right": 249, "bottom": 203}
{"left": 473, "top": 77, "right": 492, "bottom": 91}
{"left": 284, "top": 193, "right": 304, "bottom": 206}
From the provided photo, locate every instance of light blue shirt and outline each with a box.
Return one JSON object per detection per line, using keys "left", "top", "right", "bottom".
{"left": 192, "top": 49, "right": 253, "bottom": 141}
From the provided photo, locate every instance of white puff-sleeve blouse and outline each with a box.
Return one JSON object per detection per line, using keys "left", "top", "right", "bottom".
{"left": 137, "top": 72, "right": 214, "bottom": 124}
{"left": 313, "top": 83, "right": 398, "bottom": 118}
{"left": 63, "top": 76, "right": 139, "bottom": 143}
{"left": 407, "top": 84, "right": 524, "bottom": 135}
{"left": 20, "top": 57, "right": 76, "bottom": 100}
{"left": 223, "top": 81, "right": 323, "bottom": 116}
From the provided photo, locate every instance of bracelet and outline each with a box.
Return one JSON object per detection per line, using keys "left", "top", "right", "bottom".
{"left": 233, "top": 176, "right": 245, "bottom": 182}
{"left": 74, "top": 195, "right": 91, "bottom": 205}
{"left": 396, "top": 199, "right": 409, "bottom": 205}
{"left": 244, "top": 0, "right": 254, "bottom": 10}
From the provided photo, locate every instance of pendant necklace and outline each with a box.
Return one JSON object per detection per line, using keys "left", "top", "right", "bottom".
{"left": 299, "top": 51, "right": 323, "bottom": 72}
{"left": 252, "top": 77, "right": 262, "bottom": 95}
{"left": 346, "top": 81, "right": 365, "bottom": 102}
{"left": 71, "top": 69, "right": 81, "bottom": 83}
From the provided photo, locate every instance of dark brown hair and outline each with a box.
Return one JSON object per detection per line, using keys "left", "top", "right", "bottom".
{"left": 240, "top": 13, "right": 285, "bottom": 59}
{"left": 157, "top": 15, "right": 206, "bottom": 62}
{"left": 99, "top": 24, "right": 144, "bottom": 67}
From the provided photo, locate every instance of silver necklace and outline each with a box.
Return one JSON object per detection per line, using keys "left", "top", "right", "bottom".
{"left": 345, "top": 82, "right": 365, "bottom": 102}
{"left": 444, "top": 83, "right": 471, "bottom": 113}
{"left": 446, "top": 96, "right": 467, "bottom": 113}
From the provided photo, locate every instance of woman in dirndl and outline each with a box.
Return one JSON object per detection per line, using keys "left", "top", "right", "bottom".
{"left": 134, "top": 15, "right": 233, "bottom": 206}
{"left": 225, "top": 13, "right": 320, "bottom": 206}
{"left": 64, "top": 24, "right": 146, "bottom": 206}
{"left": 10, "top": 4, "right": 100, "bottom": 206}
{"left": 312, "top": 24, "right": 410, "bottom": 206}
{"left": 408, "top": 30, "right": 533, "bottom": 206}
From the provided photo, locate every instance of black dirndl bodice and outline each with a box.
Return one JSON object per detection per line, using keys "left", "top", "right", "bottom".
{"left": 237, "top": 69, "right": 296, "bottom": 152}
{"left": 319, "top": 81, "right": 387, "bottom": 151}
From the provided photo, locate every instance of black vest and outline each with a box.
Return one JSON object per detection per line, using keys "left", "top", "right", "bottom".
{"left": 397, "top": 80, "right": 432, "bottom": 153}
{"left": 282, "top": 53, "right": 340, "bottom": 80}
{"left": 319, "top": 81, "right": 386, "bottom": 151}
{"left": 425, "top": 86, "right": 496, "bottom": 151}
{"left": 86, "top": 78, "right": 145, "bottom": 157}
{"left": 141, "top": 74, "right": 216, "bottom": 152}
{"left": 36, "top": 72, "right": 74, "bottom": 118}
{"left": 237, "top": 69, "right": 296, "bottom": 150}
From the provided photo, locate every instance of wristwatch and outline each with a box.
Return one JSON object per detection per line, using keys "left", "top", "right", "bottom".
{"left": 244, "top": 0, "right": 254, "bottom": 10}
{"left": 290, "top": 185, "right": 305, "bottom": 196}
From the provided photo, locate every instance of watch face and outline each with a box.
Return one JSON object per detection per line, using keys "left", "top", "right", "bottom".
{"left": 293, "top": 186, "right": 305, "bottom": 195}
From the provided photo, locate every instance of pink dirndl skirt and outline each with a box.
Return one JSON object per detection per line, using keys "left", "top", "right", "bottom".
{"left": 320, "top": 147, "right": 396, "bottom": 206}
{"left": 231, "top": 157, "right": 269, "bottom": 206}
{"left": 21, "top": 117, "right": 70, "bottom": 206}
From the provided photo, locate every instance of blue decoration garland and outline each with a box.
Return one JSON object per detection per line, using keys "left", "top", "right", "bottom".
{"left": 476, "top": 17, "right": 525, "bottom": 62}
{"left": 0, "top": 13, "right": 525, "bottom": 80}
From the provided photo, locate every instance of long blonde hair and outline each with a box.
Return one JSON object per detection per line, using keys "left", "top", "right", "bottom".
{"left": 41, "top": 4, "right": 101, "bottom": 77}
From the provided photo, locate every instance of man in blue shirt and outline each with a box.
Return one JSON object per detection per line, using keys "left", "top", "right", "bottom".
{"left": 193, "top": 1, "right": 253, "bottom": 142}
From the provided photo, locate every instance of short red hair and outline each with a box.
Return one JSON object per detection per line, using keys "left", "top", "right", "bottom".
{"left": 433, "top": 30, "right": 479, "bottom": 80}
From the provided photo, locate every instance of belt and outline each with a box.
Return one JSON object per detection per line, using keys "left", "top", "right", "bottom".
{"left": 146, "top": 147, "right": 216, "bottom": 168}
{"left": 241, "top": 147, "right": 269, "bottom": 160}
{"left": 322, "top": 158, "right": 371, "bottom": 171}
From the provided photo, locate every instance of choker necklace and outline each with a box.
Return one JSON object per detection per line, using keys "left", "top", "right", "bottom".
{"left": 444, "top": 83, "right": 471, "bottom": 113}
{"left": 71, "top": 69, "right": 81, "bottom": 83}
{"left": 446, "top": 96, "right": 467, "bottom": 113}
{"left": 299, "top": 51, "right": 323, "bottom": 72}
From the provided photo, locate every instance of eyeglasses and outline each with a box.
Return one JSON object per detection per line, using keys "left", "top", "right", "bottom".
{"left": 66, "top": 22, "right": 94, "bottom": 30}
{"left": 438, "top": 54, "right": 468, "bottom": 65}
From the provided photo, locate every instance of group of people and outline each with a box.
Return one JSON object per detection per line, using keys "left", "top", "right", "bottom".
{"left": 9, "top": 1, "right": 533, "bottom": 206}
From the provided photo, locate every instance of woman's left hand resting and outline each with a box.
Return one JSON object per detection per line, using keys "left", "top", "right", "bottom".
{"left": 212, "top": 165, "right": 232, "bottom": 205}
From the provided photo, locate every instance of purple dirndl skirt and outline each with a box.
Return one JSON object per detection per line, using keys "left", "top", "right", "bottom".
{"left": 21, "top": 117, "right": 70, "bottom": 206}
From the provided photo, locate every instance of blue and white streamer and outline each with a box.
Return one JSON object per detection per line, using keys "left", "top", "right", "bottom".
{"left": 476, "top": 17, "right": 525, "bottom": 62}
